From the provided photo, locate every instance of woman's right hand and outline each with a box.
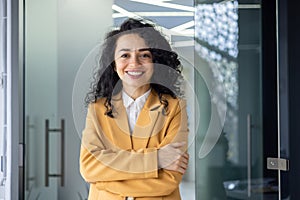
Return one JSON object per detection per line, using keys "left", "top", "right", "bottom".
{"left": 158, "top": 142, "right": 189, "bottom": 174}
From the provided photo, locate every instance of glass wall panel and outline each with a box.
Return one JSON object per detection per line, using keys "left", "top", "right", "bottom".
{"left": 194, "top": 1, "right": 278, "bottom": 199}
{"left": 24, "top": 0, "right": 113, "bottom": 199}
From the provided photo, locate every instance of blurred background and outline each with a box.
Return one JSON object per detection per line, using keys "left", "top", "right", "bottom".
{"left": 1, "top": 0, "right": 300, "bottom": 199}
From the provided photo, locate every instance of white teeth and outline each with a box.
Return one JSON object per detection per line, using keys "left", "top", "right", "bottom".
{"left": 127, "top": 71, "right": 143, "bottom": 76}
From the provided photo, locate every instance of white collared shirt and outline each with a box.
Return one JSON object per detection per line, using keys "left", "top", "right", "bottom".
{"left": 122, "top": 89, "right": 151, "bottom": 133}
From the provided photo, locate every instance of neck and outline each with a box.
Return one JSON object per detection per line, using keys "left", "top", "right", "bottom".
{"left": 123, "top": 84, "right": 151, "bottom": 100}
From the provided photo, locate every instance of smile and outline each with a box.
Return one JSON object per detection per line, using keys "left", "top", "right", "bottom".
{"left": 126, "top": 71, "right": 144, "bottom": 76}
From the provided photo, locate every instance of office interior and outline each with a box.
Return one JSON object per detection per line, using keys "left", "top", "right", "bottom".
{"left": 0, "top": 0, "right": 300, "bottom": 199}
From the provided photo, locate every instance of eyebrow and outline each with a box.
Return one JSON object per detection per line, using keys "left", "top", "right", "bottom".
{"left": 117, "top": 48, "right": 151, "bottom": 53}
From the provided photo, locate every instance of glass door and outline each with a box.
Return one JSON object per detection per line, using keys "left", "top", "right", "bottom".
{"left": 23, "top": 0, "right": 113, "bottom": 199}
{"left": 194, "top": 0, "right": 279, "bottom": 199}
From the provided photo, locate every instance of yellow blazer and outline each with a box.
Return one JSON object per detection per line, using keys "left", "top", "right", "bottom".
{"left": 80, "top": 90, "right": 189, "bottom": 200}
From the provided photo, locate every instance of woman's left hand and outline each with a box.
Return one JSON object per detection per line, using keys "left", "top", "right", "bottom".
{"left": 169, "top": 152, "right": 189, "bottom": 174}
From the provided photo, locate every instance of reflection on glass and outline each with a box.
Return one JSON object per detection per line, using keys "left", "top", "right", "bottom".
{"left": 195, "top": 43, "right": 238, "bottom": 110}
{"left": 195, "top": 1, "right": 239, "bottom": 58}
{"left": 195, "top": 0, "right": 269, "bottom": 199}
{"left": 195, "top": 1, "right": 239, "bottom": 164}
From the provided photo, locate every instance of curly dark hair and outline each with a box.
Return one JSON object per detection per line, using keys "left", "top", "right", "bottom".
{"left": 85, "top": 18, "right": 184, "bottom": 117}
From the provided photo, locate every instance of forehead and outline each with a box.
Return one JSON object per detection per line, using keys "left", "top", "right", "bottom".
{"left": 115, "top": 34, "right": 149, "bottom": 51}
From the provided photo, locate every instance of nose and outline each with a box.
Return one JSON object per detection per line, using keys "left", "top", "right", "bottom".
{"left": 129, "top": 53, "right": 140, "bottom": 67}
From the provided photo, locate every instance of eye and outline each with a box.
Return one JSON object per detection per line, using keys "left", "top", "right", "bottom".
{"left": 120, "top": 53, "right": 129, "bottom": 58}
{"left": 140, "top": 52, "right": 152, "bottom": 59}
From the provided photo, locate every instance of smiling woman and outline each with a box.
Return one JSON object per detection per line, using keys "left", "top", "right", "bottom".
{"left": 85, "top": 18, "right": 184, "bottom": 117}
{"left": 114, "top": 34, "right": 154, "bottom": 99}
{"left": 80, "top": 18, "right": 189, "bottom": 200}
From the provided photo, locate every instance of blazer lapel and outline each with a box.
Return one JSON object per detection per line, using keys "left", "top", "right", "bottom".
{"left": 111, "top": 93, "right": 132, "bottom": 149}
{"left": 111, "top": 90, "right": 165, "bottom": 150}
{"left": 132, "top": 90, "right": 164, "bottom": 149}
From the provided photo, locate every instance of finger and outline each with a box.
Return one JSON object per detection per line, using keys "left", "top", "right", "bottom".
{"left": 181, "top": 157, "right": 189, "bottom": 165}
{"left": 180, "top": 152, "right": 189, "bottom": 159}
{"left": 177, "top": 157, "right": 188, "bottom": 168}
{"left": 165, "top": 163, "right": 187, "bottom": 174}
{"left": 178, "top": 158, "right": 189, "bottom": 171}
{"left": 178, "top": 166, "right": 187, "bottom": 174}
{"left": 184, "top": 152, "right": 189, "bottom": 158}
{"left": 180, "top": 164, "right": 188, "bottom": 172}
{"left": 178, "top": 153, "right": 189, "bottom": 161}
{"left": 177, "top": 168, "right": 184, "bottom": 174}
{"left": 173, "top": 154, "right": 188, "bottom": 166}
{"left": 176, "top": 159, "right": 188, "bottom": 170}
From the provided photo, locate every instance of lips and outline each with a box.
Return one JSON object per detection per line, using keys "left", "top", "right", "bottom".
{"left": 126, "top": 71, "right": 144, "bottom": 76}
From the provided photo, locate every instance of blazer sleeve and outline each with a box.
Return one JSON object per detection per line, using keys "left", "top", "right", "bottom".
{"left": 95, "top": 100, "right": 189, "bottom": 197}
{"left": 80, "top": 104, "right": 159, "bottom": 183}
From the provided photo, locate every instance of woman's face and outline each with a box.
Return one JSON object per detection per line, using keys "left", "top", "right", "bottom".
{"left": 114, "top": 33, "right": 154, "bottom": 94}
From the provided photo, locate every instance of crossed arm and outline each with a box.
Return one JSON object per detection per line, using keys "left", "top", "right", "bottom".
{"left": 80, "top": 101, "right": 189, "bottom": 197}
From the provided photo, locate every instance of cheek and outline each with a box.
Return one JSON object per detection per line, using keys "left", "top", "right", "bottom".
{"left": 147, "top": 65, "right": 154, "bottom": 76}
{"left": 115, "top": 61, "right": 125, "bottom": 72}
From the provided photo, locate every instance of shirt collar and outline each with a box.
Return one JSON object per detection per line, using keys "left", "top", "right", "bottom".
{"left": 122, "top": 89, "right": 151, "bottom": 109}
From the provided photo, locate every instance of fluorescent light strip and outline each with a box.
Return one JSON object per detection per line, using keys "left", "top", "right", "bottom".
{"left": 171, "top": 21, "right": 194, "bottom": 32}
{"left": 219, "top": 0, "right": 234, "bottom": 3}
{"left": 112, "top": 5, "right": 166, "bottom": 32}
{"left": 113, "top": 12, "right": 194, "bottom": 18}
{"left": 130, "top": 0, "right": 195, "bottom": 12}
{"left": 112, "top": 4, "right": 194, "bottom": 38}
{"left": 219, "top": 0, "right": 260, "bottom": 9}
{"left": 112, "top": 5, "right": 142, "bottom": 19}
{"left": 174, "top": 29, "right": 194, "bottom": 37}
{"left": 238, "top": 4, "right": 261, "bottom": 9}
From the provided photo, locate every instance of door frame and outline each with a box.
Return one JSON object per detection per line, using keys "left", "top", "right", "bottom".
{"left": 263, "top": 0, "right": 300, "bottom": 199}
{"left": 286, "top": 0, "right": 300, "bottom": 199}
{"left": 5, "top": 0, "right": 24, "bottom": 199}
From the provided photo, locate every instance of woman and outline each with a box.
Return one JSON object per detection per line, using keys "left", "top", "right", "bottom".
{"left": 80, "top": 18, "right": 189, "bottom": 200}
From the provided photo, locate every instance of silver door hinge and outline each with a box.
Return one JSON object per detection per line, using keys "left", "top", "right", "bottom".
{"left": 267, "top": 157, "right": 289, "bottom": 171}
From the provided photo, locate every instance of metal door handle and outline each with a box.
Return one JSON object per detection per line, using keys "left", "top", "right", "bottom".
{"left": 25, "top": 116, "right": 35, "bottom": 190}
{"left": 45, "top": 119, "right": 65, "bottom": 187}
{"left": 247, "top": 114, "right": 253, "bottom": 197}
